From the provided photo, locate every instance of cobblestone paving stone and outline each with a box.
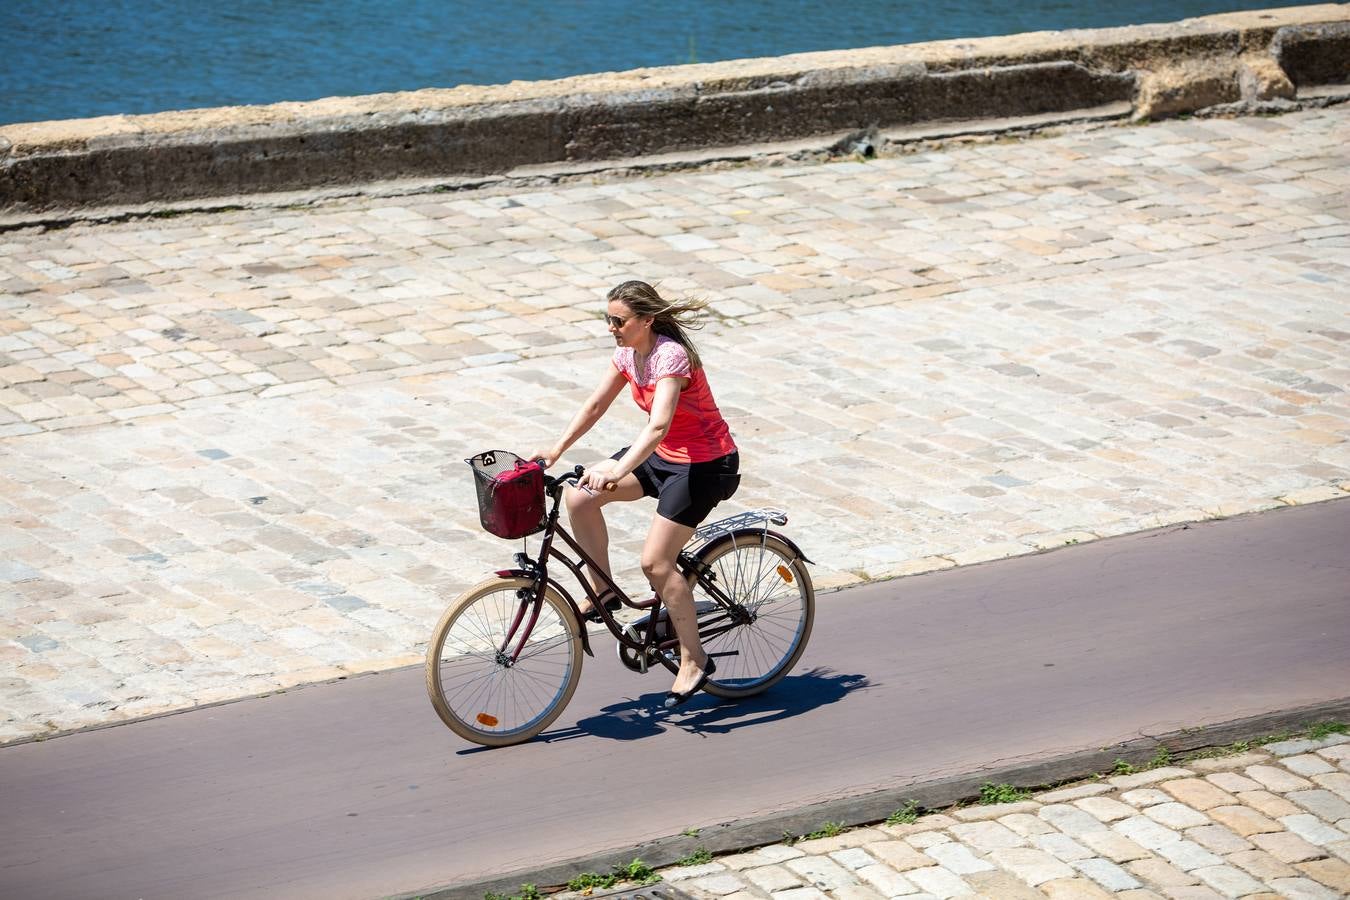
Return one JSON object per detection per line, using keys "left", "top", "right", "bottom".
{"left": 1, "top": 107, "right": 1348, "bottom": 743}
{"left": 647, "top": 739, "right": 1350, "bottom": 900}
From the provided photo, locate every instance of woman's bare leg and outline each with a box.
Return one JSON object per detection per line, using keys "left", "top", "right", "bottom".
{"left": 564, "top": 468, "right": 644, "bottom": 611}
{"left": 641, "top": 515, "right": 705, "bottom": 695}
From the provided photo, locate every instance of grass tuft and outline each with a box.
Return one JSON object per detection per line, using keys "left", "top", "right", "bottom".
{"left": 566, "top": 859, "right": 660, "bottom": 893}
{"left": 802, "top": 821, "right": 846, "bottom": 840}
{"left": 675, "top": 847, "right": 713, "bottom": 867}
{"left": 484, "top": 884, "right": 541, "bottom": 900}
{"left": 979, "top": 782, "right": 1030, "bottom": 805}
{"left": 885, "top": 799, "right": 922, "bottom": 826}
{"left": 1306, "top": 720, "right": 1347, "bottom": 740}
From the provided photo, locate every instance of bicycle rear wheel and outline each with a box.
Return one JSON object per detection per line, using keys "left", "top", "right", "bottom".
{"left": 688, "top": 533, "right": 814, "bottom": 699}
{"left": 425, "top": 576, "right": 582, "bottom": 747}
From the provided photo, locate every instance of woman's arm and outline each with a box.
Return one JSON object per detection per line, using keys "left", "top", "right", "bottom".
{"left": 533, "top": 365, "right": 627, "bottom": 468}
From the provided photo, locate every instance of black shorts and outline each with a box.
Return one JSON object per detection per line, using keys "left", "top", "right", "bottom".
{"left": 611, "top": 448, "right": 740, "bottom": 528}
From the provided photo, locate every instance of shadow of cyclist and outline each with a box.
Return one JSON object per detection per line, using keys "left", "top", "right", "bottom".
{"left": 548, "top": 667, "right": 871, "bottom": 743}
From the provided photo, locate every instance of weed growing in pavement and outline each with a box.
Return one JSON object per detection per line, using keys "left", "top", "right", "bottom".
{"left": 885, "top": 800, "right": 922, "bottom": 826}
{"left": 619, "top": 859, "right": 660, "bottom": 885}
{"left": 979, "top": 782, "right": 1031, "bottom": 805}
{"left": 675, "top": 848, "right": 713, "bottom": 866}
{"left": 680, "top": 827, "right": 700, "bottom": 838}
{"left": 566, "top": 872, "right": 609, "bottom": 891}
{"left": 1104, "top": 718, "right": 1349, "bottom": 786}
{"left": 1104, "top": 745, "right": 1172, "bottom": 778}
{"left": 1253, "top": 726, "right": 1298, "bottom": 745}
{"left": 484, "top": 884, "right": 542, "bottom": 900}
{"left": 782, "top": 820, "right": 848, "bottom": 844}
{"left": 1182, "top": 739, "right": 1252, "bottom": 763}
{"left": 566, "top": 859, "right": 660, "bottom": 892}
{"left": 1307, "top": 720, "right": 1347, "bottom": 740}
{"left": 802, "top": 821, "right": 847, "bottom": 840}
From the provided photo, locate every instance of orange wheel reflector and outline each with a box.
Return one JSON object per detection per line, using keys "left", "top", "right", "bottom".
{"left": 476, "top": 713, "right": 499, "bottom": 727}
{"left": 777, "top": 565, "right": 794, "bottom": 584}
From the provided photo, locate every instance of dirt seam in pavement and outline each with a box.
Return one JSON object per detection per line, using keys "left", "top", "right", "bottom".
{"left": 410, "top": 696, "right": 1350, "bottom": 900}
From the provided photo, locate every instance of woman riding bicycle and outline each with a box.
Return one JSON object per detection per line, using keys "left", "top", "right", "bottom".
{"left": 531, "top": 280, "right": 740, "bottom": 708}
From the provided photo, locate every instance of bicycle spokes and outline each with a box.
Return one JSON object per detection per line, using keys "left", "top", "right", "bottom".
{"left": 690, "top": 535, "right": 814, "bottom": 697}
{"left": 426, "top": 578, "right": 582, "bottom": 745}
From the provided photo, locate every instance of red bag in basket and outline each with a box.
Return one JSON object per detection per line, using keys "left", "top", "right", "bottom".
{"left": 477, "top": 457, "right": 546, "bottom": 539}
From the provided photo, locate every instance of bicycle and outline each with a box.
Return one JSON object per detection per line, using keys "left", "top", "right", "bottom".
{"left": 425, "top": 450, "right": 816, "bottom": 747}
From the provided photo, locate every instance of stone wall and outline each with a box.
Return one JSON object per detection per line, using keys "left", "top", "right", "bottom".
{"left": 1, "top": 5, "right": 1347, "bottom": 214}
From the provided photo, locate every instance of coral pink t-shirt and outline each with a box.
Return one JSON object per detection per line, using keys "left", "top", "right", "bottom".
{"left": 612, "top": 336, "right": 737, "bottom": 464}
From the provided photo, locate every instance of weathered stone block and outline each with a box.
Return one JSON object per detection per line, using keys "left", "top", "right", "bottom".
{"left": 1239, "top": 53, "right": 1298, "bottom": 100}
{"left": 1272, "top": 22, "right": 1350, "bottom": 86}
{"left": 1133, "top": 61, "right": 1241, "bottom": 121}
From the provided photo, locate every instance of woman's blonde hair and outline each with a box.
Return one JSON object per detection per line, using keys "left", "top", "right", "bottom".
{"left": 607, "top": 280, "right": 710, "bottom": 370}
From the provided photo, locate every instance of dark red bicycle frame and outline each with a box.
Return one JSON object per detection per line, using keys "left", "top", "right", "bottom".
{"left": 490, "top": 468, "right": 749, "bottom": 666}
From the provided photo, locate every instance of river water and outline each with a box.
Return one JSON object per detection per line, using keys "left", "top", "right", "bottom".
{"left": 2, "top": 0, "right": 1306, "bottom": 125}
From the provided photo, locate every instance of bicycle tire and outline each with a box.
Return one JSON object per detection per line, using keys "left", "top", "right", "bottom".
{"left": 425, "top": 576, "right": 583, "bottom": 747}
{"left": 673, "top": 533, "right": 814, "bottom": 699}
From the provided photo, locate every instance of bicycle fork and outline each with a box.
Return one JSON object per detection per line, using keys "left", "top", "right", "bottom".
{"left": 494, "top": 587, "right": 536, "bottom": 666}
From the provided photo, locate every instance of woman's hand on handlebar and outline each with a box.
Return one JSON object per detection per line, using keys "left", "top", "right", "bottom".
{"left": 528, "top": 450, "right": 616, "bottom": 492}
{"left": 527, "top": 448, "right": 559, "bottom": 470}
{"left": 578, "top": 463, "right": 619, "bottom": 494}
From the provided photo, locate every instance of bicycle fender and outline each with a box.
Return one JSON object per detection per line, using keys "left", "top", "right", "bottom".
{"left": 768, "top": 530, "right": 814, "bottom": 565}
{"left": 493, "top": 569, "right": 595, "bottom": 657}
{"left": 702, "top": 528, "right": 814, "bottom": 565}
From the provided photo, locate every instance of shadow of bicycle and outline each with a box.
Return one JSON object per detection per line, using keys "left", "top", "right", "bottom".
{"left": 541, "top": 667, "right": 872, "bottom": 743}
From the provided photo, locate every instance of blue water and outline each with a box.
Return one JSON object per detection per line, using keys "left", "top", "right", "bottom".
{"left": 1, "top": 0, "right": 1307, "bottom": 126}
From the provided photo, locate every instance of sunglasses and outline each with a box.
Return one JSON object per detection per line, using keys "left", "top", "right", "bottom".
{"left": 603, "top": 313, "right": 637, "bottom": 329}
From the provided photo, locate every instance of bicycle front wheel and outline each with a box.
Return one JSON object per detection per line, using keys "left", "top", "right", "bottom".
{"left": 691, "top": 533, "right": 814, "bottom": 699}
{"left": 425, "top": 577, "right": 583, "bottom": 747}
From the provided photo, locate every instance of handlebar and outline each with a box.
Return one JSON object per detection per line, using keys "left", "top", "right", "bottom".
{"left": 541, "top": 464, "right": 582, "bottom": 493}
{"left": 542, "top": 463, "right": 616, "bottom": 494}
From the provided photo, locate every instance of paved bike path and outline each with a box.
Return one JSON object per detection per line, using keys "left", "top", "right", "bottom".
{"left": 2, "top": 500, "right": 1348, "bottom": 900}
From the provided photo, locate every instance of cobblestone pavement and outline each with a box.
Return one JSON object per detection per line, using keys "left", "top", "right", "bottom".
{"left": 1, "top": 106, "right": 1348, "bottom": 744}
{"left": 651, "top": 734, "right": 1350, "bottom": 900}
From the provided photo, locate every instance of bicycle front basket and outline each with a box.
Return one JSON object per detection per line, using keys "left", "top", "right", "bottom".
{"left": 466, "top": 450, "right": 547, "bottom": 540}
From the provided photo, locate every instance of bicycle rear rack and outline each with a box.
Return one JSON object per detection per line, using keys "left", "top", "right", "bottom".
{"left": 687, "top": 507, "right": 788, "bottom": 554}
